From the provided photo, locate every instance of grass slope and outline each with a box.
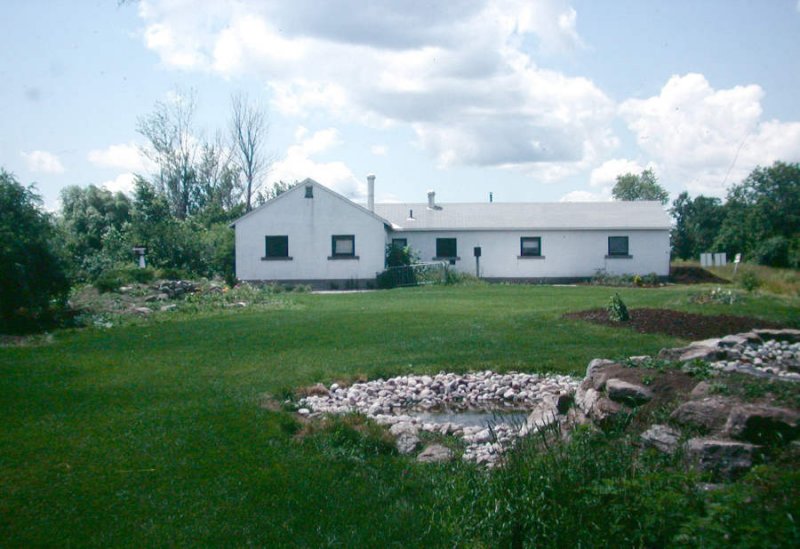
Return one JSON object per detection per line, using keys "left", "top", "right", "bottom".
{"left": 1, "top": 285, "right": 797, "bottom": 546}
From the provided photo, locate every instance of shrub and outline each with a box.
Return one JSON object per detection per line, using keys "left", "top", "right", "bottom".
{"left": 1, "top": 170, "right": 71, "bottom": 333}
{"left": 753, "top": 236, "right": 791, "bottom": 268}
{"left": 94, "top": 266, "right": 156, "bottom": 292}
{"left": 607, "top": 293, "right": 630, "bottom": 322}
{"left": 739, "top": 271, "right": 761, "bottom": 293}
{"left": 157, "top": 267, "right": 189, "bottom": 280}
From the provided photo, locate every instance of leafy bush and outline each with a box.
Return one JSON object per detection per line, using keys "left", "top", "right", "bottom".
{"left": 94, "top": 266, "right": 156, "bottom": 293}
{"left": 754, "top": 236, "right": 792, "bottom": 268}
{"left": 607, "top": 293, "right": 630, "bottom": 322}
{"left": 385, "top": 243, "right": 417, "bottom": 268}
{"left": 739, "top": 270, "right": 761, "bottom": 292}
{"left": 1, "top": 170, "right": 70, "bottom": 333}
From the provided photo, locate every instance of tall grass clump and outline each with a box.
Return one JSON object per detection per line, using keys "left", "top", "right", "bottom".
{"left": 434, "top": 425, "right": 702, "bottom": 548}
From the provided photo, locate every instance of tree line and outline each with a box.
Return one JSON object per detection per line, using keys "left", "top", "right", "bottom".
{"left": 1, "top": 90, "right": 296, "bottom": 333}
{"left": 612, "top": 163, "right": 800, "bottom": 268}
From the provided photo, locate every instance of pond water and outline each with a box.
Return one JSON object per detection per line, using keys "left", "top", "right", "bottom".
{"left": 413, "top": 409, "right": 529, "bottom": 429}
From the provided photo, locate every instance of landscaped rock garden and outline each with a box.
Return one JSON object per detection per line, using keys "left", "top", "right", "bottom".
{"left": 298, "top": 372, "right": 578, "bottom": 465}
{"left": 298, "top": 328, "right": 800, "bottom": 473}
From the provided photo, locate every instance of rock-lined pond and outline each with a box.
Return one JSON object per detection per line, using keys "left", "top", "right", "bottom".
{"left": 298, "top": 371, "right": 579, "bottom": 465}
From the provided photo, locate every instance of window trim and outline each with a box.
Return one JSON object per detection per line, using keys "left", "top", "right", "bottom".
{"left": 304, "top": 185, "right": 314, "bottom": 198}
{"left": 519, "top": 236, "right": 543, "bottom": 259}
{"left": 329, "top": 234, "right": 358, "bottom": 260}
{"left": 262, "top": 235, "right": 292, "bottom": 261}
{"left": 434, "top": 237, "right": 459, "bottom": 260}
{"left": 391, "top": 238, "right": 408, "bottom": 249}
{"left": 606, "top": 236, "right": 632, "bottom": 258}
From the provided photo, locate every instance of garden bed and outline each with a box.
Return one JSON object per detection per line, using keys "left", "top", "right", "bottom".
{"left": 564, "top": 308, "right": 788, "bottom": 340}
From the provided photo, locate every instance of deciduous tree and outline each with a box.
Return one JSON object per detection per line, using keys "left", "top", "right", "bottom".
{"left": 612, "top": 169, "right": 669, "bottom": 204}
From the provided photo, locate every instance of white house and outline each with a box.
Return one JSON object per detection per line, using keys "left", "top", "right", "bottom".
{"left": 231, "top": 176, "right": 671, "bottom": 288}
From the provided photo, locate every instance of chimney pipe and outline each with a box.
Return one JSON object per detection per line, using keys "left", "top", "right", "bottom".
{"left": 427, "top": 190, "right": 436, "bottom": 209}
{"left": 367, "top": 174, "right": 375, "bottom": 211}
{"left": 489, "top": 192, "right": 493, "bottom": 203}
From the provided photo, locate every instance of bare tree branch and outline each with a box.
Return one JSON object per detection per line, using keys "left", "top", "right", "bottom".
{"left": 230, "top": 92, "right": 270, "bottom": 212}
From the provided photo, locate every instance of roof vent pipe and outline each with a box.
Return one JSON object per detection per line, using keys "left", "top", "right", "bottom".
{"left": 427, "top": 190, "right": 436, "bottom": 209}
{"left": 367, "top": 174, "right": 375, "bottom": 212}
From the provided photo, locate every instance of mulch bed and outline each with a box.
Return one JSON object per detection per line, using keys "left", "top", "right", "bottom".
{"left": 669, "top": 265, "right": 729, "bottom": 285}
{"left": 563, "top": 307, "right": 788, "bottom": 340}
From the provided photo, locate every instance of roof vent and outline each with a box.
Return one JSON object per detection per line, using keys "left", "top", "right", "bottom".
{"left": 407, "top": 209, "right": 415, "bottom": 221}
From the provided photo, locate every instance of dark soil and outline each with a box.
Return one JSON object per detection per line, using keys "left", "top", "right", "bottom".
{"left": 669, "top": 265, "right": 729, "bottom": 285}
{"left": 564, "top": 308, "right": 788, "bottom": 340}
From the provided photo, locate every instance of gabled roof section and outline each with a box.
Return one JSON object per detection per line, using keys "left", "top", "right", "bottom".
{"left": 374, "top": 201, "right": 671, "bottom": 231}
{"left": 229, "top": 178, "right": 392, "bottom": 228}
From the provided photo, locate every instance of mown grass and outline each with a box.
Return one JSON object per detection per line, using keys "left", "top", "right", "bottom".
{"left": 1, "top": 284, "right": 798, "bottom": 546}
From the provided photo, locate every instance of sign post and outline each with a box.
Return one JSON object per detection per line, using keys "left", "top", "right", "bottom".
{"left": 473, "top": 246, "right": 481, "bottom": 278}
{"left": 733, "top": 253, "right": 741, "bottom": 277}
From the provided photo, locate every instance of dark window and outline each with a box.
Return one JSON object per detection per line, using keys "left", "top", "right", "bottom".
{"left": 436, "top": 238, "right": 457, "bottom": 258}
{"left": 305, "top": 185, "right": 313, "bottom": 198}
{"left": 608, "top": 236, "right": 629, "bottom": 256}
{"left": 392, "top": 238, "right": 407, "bottom": 249}
{"left": 520, "top": 237, "right": 541, "bottom": 257}
{"left": 264, "top": 235, "right": 289, "bottom": 258}
{"left": 332, "top": 235, "right": 355, "bottom": 257}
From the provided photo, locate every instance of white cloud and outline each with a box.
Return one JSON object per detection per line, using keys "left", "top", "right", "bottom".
{"left": 620, "top": 73, "right": 800, "bottom": 196}
{"left": 559, "top": 189, "right": 611, "bottom": 202}
{"left": 370, "top": 145, "right": 388, "bottom": 156}
{"left": 21, "top": 150, "right": 65, "bottom": 174}
{"left": 87, "top": 143, "right": 156, "bottom": 173}
{"left": 100, "top": 173, "right": 137, "bottom": 195}
{"left": 270, "top": 127, "right": 364, "bottom": 198}
{"left": 136, "top": 0, "right": 614, "bottom": 179}
{"left": 589, "top": 158, "right": 648, "bottom": 188}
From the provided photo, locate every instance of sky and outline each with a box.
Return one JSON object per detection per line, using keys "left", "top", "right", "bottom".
{"left": 2, "top": 0, "right": 799, "bottom": 211}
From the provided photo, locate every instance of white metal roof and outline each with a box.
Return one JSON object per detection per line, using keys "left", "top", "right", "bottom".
{"left": 373, "top": 201, "right": 671, "bottom": 231}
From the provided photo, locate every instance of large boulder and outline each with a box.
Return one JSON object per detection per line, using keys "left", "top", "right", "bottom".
{"left": 670, "top": 397, "right": 734, "bottom": 432}
{"left": 685, "top": 438, "right": 757, "bottom": 479}
{"left": 606, "top": 378, "right": 653, "bottom": 405}
{"left": 390, "top": 421, "right": 420, "bottom": 455}
{"left": 417, "top": 444, "right": 454, "bottom": 463}
{"left": 641, "top": 424, "right": 681, "bottom": 454}
{"left": 725, "top": 404, "right": 800, "bottom": 445}
{"left": 753, "top": 329, "right": 800, "bottom": 343}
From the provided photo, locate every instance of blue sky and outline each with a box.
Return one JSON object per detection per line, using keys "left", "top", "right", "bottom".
{"left": 2, "top": 0, "right": 799, "bottom": 210}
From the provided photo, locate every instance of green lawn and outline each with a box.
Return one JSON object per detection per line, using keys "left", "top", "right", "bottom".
{"left": 1, "top": 285, "right": 798, "bottom": 546}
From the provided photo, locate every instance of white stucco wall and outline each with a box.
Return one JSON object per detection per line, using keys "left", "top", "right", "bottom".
{"left": 390, "top": 229, "right": 670, "bottom": 279}
{"left": 234, "top": 184, "right": 387, "bottom": 284}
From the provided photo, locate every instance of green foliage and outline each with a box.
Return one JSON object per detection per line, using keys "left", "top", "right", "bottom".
{"left": 0, "top": 170, "right": 70, "bottom": 333}
{"left": 591, "top": 270, "right": 660, "bottom": 287}
{"left": 715, "top": 161, "right": 800, "bottom": 261}
{"left": 612, "top": 168, "right": 669, "bottom": 204}
{"left": 94, "top": 266, "right": 157, "bottom": 293}
{"left": 670, "top": 191, "right": 725, "bottom": 260}
{"left": 739, "top": 270, "right": 761, "bottom": 292}
{"left": 437, "top": 426, "right": 703, "bottom": 548}
{"left": 58, "top": 184, "right": 133, "bottom": 281}
{"left": 753, "top": 235, "right": 794, "bottom": 268}
{"left": 676, "top": 466, "right": 800, "bottom": 547}
{"left": 607, "top": 293, "right": 630, "bottom": 322}
{"left": 385, "top": 243, "right": 416, "bottom": 268}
